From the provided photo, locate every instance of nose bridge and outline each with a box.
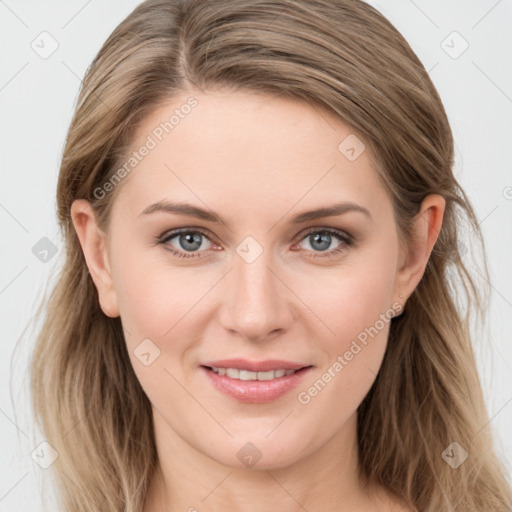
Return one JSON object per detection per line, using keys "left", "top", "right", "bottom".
{"left": 219, "top": 240, "right": 292, "bottom": 341}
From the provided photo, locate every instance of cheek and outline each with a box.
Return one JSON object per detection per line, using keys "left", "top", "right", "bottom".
{"left": 114, "top": 258, "right": 188, "bottom": 339}
{"left": 111, "top": 256, "right": 199, "bottom": 400}
{"left": 109, "top": 228, "right": 166, "bottom": 329}
{"left": 299, "top": 252, "right": 398, "bottom": 348}
{"left": 294, "top": 267, "right": 397, "bottom": 431}
{"left": 111, "top": 244, "right": 219, "bottom": 378}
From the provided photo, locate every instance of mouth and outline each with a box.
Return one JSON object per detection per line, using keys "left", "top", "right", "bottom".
{"left": 207, "top": 367, "right": 301, "bottom": 380}
{"left": 199, "top": 359, "right": 313, "bottom": 403}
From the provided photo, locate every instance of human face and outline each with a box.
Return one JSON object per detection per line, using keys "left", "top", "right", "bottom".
{"left": 103, "top": 89, "right": 403, "bottom": 470}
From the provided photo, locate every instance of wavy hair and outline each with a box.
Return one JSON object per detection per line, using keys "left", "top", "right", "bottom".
{"left": 28, "top": 0, "right": 512, "bottom": 510}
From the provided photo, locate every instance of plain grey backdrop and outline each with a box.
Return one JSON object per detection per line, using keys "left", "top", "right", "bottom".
{"left": 1, "top": 0, "right": 511, "bottom": 510}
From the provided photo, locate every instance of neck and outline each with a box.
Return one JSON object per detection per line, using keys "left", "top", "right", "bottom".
{"left": 143, "top": 411, "right": 389, "bottom": 512}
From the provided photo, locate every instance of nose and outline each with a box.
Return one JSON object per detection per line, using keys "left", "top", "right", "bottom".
{"left": 218, "top": 245, "right": 294, "bottom": 343}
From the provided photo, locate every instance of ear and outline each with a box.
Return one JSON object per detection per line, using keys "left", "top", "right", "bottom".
{"left": 393, "top": 194, "right": 446, "bottom": 311}
{"left": 70, "top": 199, "right": 120, "bottom": 318}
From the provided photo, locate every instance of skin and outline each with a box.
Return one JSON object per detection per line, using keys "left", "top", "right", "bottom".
{"left": 71, "top": 89, "right": 444, "bottom": 511}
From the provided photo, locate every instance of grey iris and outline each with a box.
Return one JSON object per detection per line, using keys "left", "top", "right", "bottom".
{"left": 310, "top": 232, "right": 331, "bottom": 251}
{"left": 179, "top": 232, "right": 203, "bottom": 251}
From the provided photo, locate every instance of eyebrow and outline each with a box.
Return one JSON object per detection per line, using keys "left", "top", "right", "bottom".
{"left": 139, "top": 200, "right": 372, "bottom": 224}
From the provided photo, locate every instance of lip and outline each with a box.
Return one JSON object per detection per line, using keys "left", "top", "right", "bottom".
{"left": 200, "top": 359, "right": 313, "bottom": 404}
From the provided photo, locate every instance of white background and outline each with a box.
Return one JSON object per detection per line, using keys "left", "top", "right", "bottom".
{"left": 1, "top": 1, "right": 511, "bottom": 510}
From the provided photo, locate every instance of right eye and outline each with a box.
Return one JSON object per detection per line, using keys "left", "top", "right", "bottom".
{"left": 159, "top": 228, "right": 218, "bottom": 259}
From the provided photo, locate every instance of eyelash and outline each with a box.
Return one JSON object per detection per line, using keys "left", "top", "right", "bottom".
{"left": 157, "top": 227, "right": 354, "bottom": 260}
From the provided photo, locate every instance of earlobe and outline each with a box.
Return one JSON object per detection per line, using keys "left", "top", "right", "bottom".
{"left": 70, "top": 199, "right": 120, "bottom": 318}
{"left": 393, "top": 194, "right": 446, "bottom": 308}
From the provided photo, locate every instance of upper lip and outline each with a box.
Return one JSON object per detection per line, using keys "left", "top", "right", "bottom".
{"left": 201, "top": 359, "right": 311, "bottom": 372}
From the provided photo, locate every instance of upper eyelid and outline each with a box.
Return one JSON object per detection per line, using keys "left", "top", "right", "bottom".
{"left": 159, "top": 228, "right": 220, "bottom": 256}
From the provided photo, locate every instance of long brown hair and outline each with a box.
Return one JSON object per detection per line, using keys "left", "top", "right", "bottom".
{"left": 28, "top": 0, "right": 512, "bottom": 510}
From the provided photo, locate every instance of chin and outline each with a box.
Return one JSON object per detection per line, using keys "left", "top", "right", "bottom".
{"left": 203, "top": 435, "right": 313, "bottom": 472}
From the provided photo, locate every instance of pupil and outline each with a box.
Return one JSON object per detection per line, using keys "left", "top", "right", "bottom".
{"left": 311, "top": 233, "right": 331, "bottom": 251}
{"left": 180, "top": 233, "right": 202, "bottom": 251}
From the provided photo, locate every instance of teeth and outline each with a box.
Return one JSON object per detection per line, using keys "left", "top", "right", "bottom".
{"left": 226, "top": 368, "right": 239, "bottom": 379}
{"left": 256, "top": 370, "right": 275, "bottom": 381}
{"left": 239, "top": 370, "right": 257, "bottom": 380}
{"left": 210, "top": 367, "right": 298, "bottom": 380}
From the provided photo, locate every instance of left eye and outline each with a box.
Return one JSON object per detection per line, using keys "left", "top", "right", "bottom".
{"left": 158, "top": 228, "right": 352, "bottom": 259}
{"left": 297, "top": 229, "right": 348, "bottom": 253}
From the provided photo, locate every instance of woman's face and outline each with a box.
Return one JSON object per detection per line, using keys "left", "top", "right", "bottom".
{"left": 87, "top": 89, "right": 411, "bottom": 470}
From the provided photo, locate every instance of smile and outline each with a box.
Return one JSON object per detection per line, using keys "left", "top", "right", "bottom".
{"left": 200, "top": 360, "right": 313, "bottom": 403}
{"left": 208, "top": 367, "right": 298, "bottom": 380}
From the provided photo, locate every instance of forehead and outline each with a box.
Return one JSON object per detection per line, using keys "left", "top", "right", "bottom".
{"left": 110, "top": 89, "right": 391, "bottom": 224}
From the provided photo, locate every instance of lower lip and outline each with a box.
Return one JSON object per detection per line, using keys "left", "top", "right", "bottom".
{"left": 200, "top": 366, "right": 313, "bottom": 404}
